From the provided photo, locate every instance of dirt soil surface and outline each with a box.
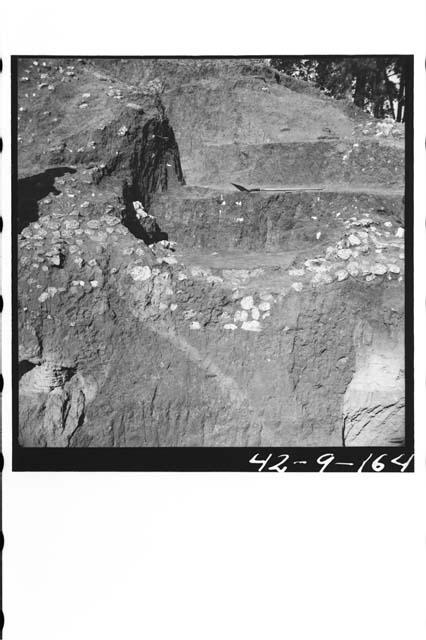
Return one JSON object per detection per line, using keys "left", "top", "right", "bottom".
{"left": 17, "top": 58, "right": 405, "bottom": 447}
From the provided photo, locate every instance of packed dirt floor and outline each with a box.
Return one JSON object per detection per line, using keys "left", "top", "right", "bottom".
{"left": 17, "top": 58, "right": 405, "bottom": 447}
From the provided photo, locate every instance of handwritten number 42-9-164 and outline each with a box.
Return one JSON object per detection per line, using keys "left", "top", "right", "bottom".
{"left": 249, "top": 452, "right": 414, "bottom": 473}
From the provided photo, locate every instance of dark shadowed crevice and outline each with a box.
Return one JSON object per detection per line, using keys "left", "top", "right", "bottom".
{"left": 17, "top": 167, "right": 77, "bottom": 233}
{"left": 127, "top": 116, "right": 185, "bottom": 211}
{"left": 18, "top": 360, "right": 37, "bottom": 380}
{"left": 121, "top": 184, "right": 168, "bottom": 244}
{"left": 119, "top": 115, "right": 184, "bottom": 243}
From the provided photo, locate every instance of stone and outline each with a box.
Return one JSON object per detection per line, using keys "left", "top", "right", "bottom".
{"left": 335, "top": 269, "right": 349, "bottom": 281}
{"left": 102, "top": 215, "right": 120, "bottom": 227}
{"left": 234, "top": 309, "right": 248, "bottom": 323}
{"left": 347, "top": 261, "right": 360, "bottom": 277}
{"left": 348, "top": 234, "right": 361, "bottom": 246}
{"left": 366, "top": 274, "right": 376, "bottom": 282}
{"left": 65, "top": 219, "right": 80, "bottom": 230}
{"left": 38, "top": 292, "right": 49, "bottom": 302}
{"left": 129, "top": 265, "right": 151, "bottom": 282}
{"left": 372, "top": 263, "right": 387, "bottom": 275}
{"left": 241, "top": 320, "right": 262, "bottom": 332}
{"left": 126, "top": 102, "right": 144, "bottom": 111}
{"left": 206, "top": 275, "right": 224, "bottom": 285}
{"left": 289, "top": 268, "right": 305, "bottom": 277}
{"left": 311, "top": 272, "right": 334, "bottom": 286}
{"left": 170, "top": 303, "right": 178, "bottom": 311}
{"left": 384, "top": 221, "right": 393, "bottom": 228}
{"left": 46, "top": 221, "right": 60, "bottom": 230}
{"left": 190, "top": 321, "right": 201, "bottom": 330}
{"left": 90, "top": 280, "right": 99, "bottom": 288}
{"left": 163, "top": 256, "right": 178, "bottom": 265}
{"left": 103, "top": 215, "right": 120, "bottom": 226}
{"left": 337, "top": 249, "right": 352, "bottom": 260}
{"left": 258, "top": 301, "right": 270, "bottom": 312}
{"left": 388, "top": 264, "right": 400, "bottom": 274}
{"left": 291, "top": 282, "right": 303, "bottom": 292}
{"left": 240, "top": 295, "right": 254, "bottom": 310}
{"left": 355, "top": 230, "right": 368, "bottom": 241}
{"left": 224, "top": 324, "right": 238, "bottom": 330}
{"left": 251, "top": 307, "right": 260, "bottom": 320}
{"left": 395, "top": 227, "right": 404, "bottom": 238}
{"left": 133, "top": 201, "right": 147, "bottom": 216}
{"left": 87, "top": 219, "right": 100, "bottom": 229}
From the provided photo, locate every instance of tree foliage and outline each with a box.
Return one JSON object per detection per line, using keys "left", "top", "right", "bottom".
{"left": 270, "top": 57, "right": 407, "bottom": 121}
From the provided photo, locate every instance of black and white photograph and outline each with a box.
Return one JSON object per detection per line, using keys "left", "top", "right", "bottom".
{"left": 2, "top": 1, "right": 425, "bottom": 638}
{"left": 12, "top": 55, "right": 413, "bottom": 470}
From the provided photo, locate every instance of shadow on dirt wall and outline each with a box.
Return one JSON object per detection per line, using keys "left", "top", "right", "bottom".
{"left": 17, "top": 167, "right": 77, "bottom": 233}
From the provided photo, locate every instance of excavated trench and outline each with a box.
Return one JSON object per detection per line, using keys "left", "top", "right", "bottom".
{"left": 17, "top": 66, "right": 405, "bottom": 448}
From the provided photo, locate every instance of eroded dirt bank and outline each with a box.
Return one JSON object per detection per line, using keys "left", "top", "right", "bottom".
{"left": 17, "top": 58, "right": 405, "bottom": 447}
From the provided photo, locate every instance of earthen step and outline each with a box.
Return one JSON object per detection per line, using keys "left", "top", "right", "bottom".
{"left": 150, "top": 187, "right": 404, "bottom": 251}
{"left": 180, "top": 140, "right": 404, "bottom": 188}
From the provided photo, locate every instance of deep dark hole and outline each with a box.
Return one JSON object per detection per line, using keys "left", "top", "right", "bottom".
{"left": 17, "top": 166, "right": 77, "bottom": 233}
{"left": 19, "top": 360, "right": 38, "bottom": 379}
{"left": 122, "top": 213, "right": 169, "bottom": 244}
{"left": 118, "top": 117, "right": 184, "bottom": 244}
{"left": 121, "top": 180, "right": 168, "bottom": 244}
